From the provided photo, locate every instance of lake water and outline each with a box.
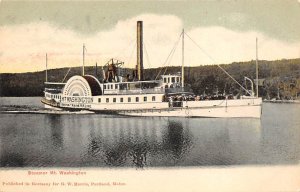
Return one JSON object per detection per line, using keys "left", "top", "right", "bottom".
{"left": 0, "top": 97, "right": 299, "bottom": 168}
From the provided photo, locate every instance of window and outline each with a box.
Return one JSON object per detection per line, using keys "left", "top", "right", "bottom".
{"left": 164, "top": 78, "right": 167, "bottom": 83}
{"left": 120, "top": 98, "right": 123, "bottom": 102}
{"left": 98, "top": 98, "right": 101, "bottom": 103}
{"left": 152, "top": 96, "right": 156, "bottom": 101}
{"left": 111, "top": 84, "right": 113, "bottom": 89}
{"left": 136, "top": 97, "right": 139, "bottom": 102}
{"left": 176, "top": 77, "right": 180, "bottom": 82}
{"left": 113, "top": 98, "right": 116, "bottom": 103}
{"left": 144, "top": 96, "right": 147, "bottom": 102}
{"left": 128, "top": 97, "right": 131, "bottom": 102}
{"left": 104, "top": 85, "right": 107, "bottom": 89}
{"left": 115, "top": 84, "right": 118, "bottom": 89}
{"left": 172, "top": 77, "right": 175, "bottom": 83}
{"left": 106, "top": 98, "right": 109, "bottom": 103}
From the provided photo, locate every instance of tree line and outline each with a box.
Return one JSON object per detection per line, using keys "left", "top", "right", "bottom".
{"left": 1, "top": 58, "right": 299, "bottom": 99}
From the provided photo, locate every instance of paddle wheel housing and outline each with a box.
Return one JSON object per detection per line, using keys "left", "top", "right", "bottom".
{"left": 62, "top": 75, "right": 102, "bottom": 97}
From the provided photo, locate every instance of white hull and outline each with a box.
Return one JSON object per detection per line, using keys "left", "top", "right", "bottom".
{"left": 114, "top": 98, "right": 262, "bottom": 118}
{"left": 118, "top": 105, "right": 261, "bottom": 118}
{"left": 43, "top": 97, "right": 262, "bottom": 118}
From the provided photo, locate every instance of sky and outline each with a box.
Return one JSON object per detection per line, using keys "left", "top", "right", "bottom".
{"left": 0, "top": 0, "right": 300, "bottom": 73}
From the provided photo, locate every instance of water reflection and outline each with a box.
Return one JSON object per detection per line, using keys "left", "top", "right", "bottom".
{"left": 83, "top": 117, "right": 191, "bottom": 168}
{"left": 0, "top": 102, "right": 299, "bottom": 168}
{"left": 0, "top": 153, "right": 25, "bottom": 167}
{"left": 163, "top": 121, "right": 191, "bottom": 164}
{"left": 46, "top": 115, "right": 64, "bottom": 150}
{"left": 130, "top": 142, "right": 148, "bottom": 168}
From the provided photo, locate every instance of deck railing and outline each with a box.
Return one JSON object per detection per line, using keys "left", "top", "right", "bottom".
{"left": 104, "top": 88, "right": 165, "bottom": 95}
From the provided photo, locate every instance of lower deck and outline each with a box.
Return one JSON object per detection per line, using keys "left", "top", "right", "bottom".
{"left": 42, "top": 95, "right": 262, "bottom": 118}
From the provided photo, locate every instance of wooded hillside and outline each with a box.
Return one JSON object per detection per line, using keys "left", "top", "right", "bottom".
{"left": 1, "top": 58, "right": 300, "bottom": 99}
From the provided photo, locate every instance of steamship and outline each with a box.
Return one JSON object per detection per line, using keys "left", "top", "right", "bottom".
{"left": 41, "top": 21, "right": 262, "bottom": 118}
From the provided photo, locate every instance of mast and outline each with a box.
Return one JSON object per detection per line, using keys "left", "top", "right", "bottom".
{"left": 82, "top": 44, "right": 85, "bottom": 76}
{"left": 256, "top": 38, "right": 258, "bottom": 98}
{"left": 45, "top": 53, "right": 48, "bottom": 82}
{"left": 137, "top": 21, "right": 144, "bottom": 81}
{"left": 182, "top": 29, "right": 184, "bottom": 88}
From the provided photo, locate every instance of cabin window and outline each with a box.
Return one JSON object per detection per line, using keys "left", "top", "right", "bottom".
{"left": 106, "top": 98, "right": 109, "bottom": 103}
{"left": 144, "top": 96, "right": 147, "bottom": 102}
{"left": 115, "top": 84, "right": 118, "bottom": 89}
{"left": 120, "top": 98, "right": 123, "bottom": 102}
{"left": 152, "top": 96, "right": 156, "bottom": 101}
{"left": 164, "top": 78, "right": 167, "bottom": 83}
{"left": 111, "top": 84, "right": 113, "bottom": 89}
{"left": 128, "top": 97, "right": 131, "bottom": 102}
{"left": 98, "top": 98, "right": 101, "bottom": 103}
{"left": 113, "top": 98, "right": 116, "bottom": 103}
{"left": 176, "top": 77, "right": 180, "bottom": 82}
{"left": 172, "top": 77, "right": 175, "bottom": 83}
{"left": 136, "top": 97, "right": 139, "bottom": 102}
{"left": 104, "top": 85, "right": 106, "bottom": 89}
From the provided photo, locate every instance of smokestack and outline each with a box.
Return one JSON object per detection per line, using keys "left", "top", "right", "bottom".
{"left": 137, "top": 21, "right": 144, "bottom": 81}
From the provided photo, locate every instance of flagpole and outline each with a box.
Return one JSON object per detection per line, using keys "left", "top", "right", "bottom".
{"left": 182, "top": 29, "right": 184, "bottom": 88}
{"left": 45, "top": 53, "right": 48, "bottom": 82}
{"left": 256, "top": 38, "right": 258, "bottom": 98}
{"left": 82, "top": 44, "right": 85, "bottom": 76}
